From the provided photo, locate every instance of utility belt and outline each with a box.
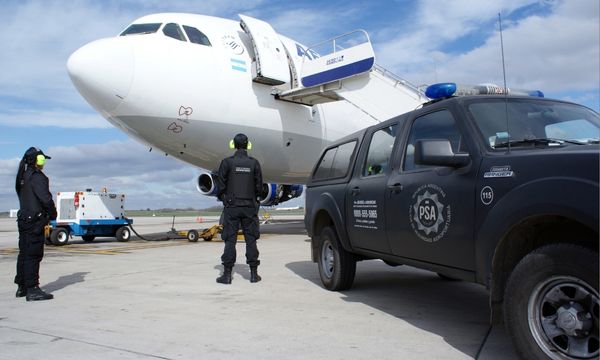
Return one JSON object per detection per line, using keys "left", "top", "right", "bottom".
{"left": 17, "top": 210, "right": 49, "bottom": 234}
{"left": 222, "top": 193, "right": 257, "bottom": 208}
{"left": 17, "top": 209, "right": 45, "bottom": 221}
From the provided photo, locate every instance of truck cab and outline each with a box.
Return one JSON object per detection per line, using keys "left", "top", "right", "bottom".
{"left": 304, "top": 86, "right": 599, "bottom": 360}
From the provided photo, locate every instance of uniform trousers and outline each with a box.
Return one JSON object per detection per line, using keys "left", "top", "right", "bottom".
{"left": 14, "top": 219, "right": 45, "bottom": 288}
{"left": 221, "top": 206, "right": 260, "bottom": 268}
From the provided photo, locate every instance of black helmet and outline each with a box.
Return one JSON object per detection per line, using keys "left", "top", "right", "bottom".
{"left": 233, "top": 133, "right": 249, "bottom": 149}
{"left": 23, "top": 147, "right": 51, "bottom": 165}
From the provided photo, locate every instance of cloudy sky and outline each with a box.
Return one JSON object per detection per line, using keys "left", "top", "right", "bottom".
{"left": 0, "top": 0, "right": 598, "bottom": 211}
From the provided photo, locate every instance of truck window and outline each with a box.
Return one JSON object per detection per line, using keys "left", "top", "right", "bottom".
{"left": 468, "top": 100, "right": 600, "bottom": 148}
{"left": 313, "top": 141, "right": 357, "bottom": 180}
{"left": 404, "top": 110, "right": 463, "bottom": 171}
{"left": 363, "top": 125, "right": 397, "bottom": 177}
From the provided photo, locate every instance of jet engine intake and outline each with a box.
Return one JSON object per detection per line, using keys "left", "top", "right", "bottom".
{"left": 259, "top": 184, "right": 303, "bottom": 206}
{"left": 196, "top": 172, "right": 219, "bottom": 196}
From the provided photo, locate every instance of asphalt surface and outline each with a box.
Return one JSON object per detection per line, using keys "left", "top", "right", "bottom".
{"left": 0, "top": 216, "right": 519, "bottom": 359}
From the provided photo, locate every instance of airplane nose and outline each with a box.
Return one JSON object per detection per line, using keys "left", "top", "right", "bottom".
{"left": 67, "top": 38, "right": 134, "bottom": 113}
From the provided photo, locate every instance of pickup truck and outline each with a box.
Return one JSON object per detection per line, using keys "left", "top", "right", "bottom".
{"left": 304, "top": 89, "right": 599, "bottom": 360}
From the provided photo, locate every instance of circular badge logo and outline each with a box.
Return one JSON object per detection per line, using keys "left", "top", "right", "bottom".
{"left": 409, "top": 184, "right": 451, "bottom": 242}
{"left": 221, "top": 35, "right": 244, "bottom": 55}
{"left": 480, "top": 186, "right": 494, "bottom": 205}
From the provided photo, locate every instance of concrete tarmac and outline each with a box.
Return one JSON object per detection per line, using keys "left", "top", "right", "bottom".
{"left": 0, "top": 217, "right": 518, "bottom": 359}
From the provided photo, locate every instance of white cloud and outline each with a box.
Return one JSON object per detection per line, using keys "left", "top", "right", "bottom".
{"left": 0, "top": 140, "right": 218, "bottom": 211}
{"left": 375, "top": 0, "right": 599, "bottom": 97}
{"left": 0, "top": 109, "right": 110, "bottom": 129}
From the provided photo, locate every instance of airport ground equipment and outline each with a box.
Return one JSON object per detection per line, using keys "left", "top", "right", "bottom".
{"left": 166, "top": 215, "right": 222, "bottom": 242}
{"left": 48, "top": 190, "right": 132, "bottom": 246}
{"left": 304, "top": 87, "right": 599, "bottom": 360}
{"left": 177, "top": 225, "right": 223, "bottom": 242}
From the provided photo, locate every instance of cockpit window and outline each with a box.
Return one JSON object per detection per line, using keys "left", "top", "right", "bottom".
{"left": 120, "top": 23, "right": 162, "bottom": 36}
{"left": 183, "top": 25, "right": 212, "bottom": 46}
{"left": 163, "top": 23, "right": 187, "bottom": 42}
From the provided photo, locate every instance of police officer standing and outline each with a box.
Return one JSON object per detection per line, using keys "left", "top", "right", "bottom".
{"left": 215, "top": 134, "right": 263, "bottom": 284}
{"left": 14, "top": 147, "right": 57, "bottom": 301}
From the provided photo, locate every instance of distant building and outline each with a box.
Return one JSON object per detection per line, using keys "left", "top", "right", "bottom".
{"left": 9, "top": 209, "right": 18, "bottom": 218}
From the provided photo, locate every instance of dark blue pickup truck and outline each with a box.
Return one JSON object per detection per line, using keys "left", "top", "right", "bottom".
{"left": 304, "top": 89, "right": 599, "bottom": 360}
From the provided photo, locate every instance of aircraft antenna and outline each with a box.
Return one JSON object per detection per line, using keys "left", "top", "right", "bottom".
{"left": 499, "top": 13, "right": 511, "bottom": 151}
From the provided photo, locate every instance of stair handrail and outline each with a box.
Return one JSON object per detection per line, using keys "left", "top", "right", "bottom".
{"left": 301, "top": 29, "right": 371, "bottom": 65}
{"left": 373, "top": 64, "right": 426, "bottom": 98}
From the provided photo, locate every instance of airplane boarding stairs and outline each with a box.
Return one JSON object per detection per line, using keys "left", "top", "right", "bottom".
{"left": 274, "top": 30, "right": 429, "bottom": 121}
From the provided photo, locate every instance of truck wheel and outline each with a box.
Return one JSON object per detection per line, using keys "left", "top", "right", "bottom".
{"left": 504, "top": 244, "right": 599, "bottom": 360}
{"left": 82, "top": 235, "right": 95, "bottom": 242}
{"left": 317, "top": 226, "right": 356, "bottom": 291}
{"left": 50, "top": 227, "right": 69, "bottom": 246}
{"left": 187, "top": 230, "right": 199, "bottom": 242}
{"left": 115, "top": 226, "right": 131, "bottom": 242}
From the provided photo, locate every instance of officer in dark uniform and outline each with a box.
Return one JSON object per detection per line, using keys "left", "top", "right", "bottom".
{"left": 14, "top": 147, "right": 57, "bottom": 301}
{"left": 215, "top": 134, "right": 263, "bottom": 284}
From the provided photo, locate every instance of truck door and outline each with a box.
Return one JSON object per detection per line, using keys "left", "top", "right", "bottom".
{"left": 345, "top": 123, "right": 398, "bottom": 253}
{"left": 385, "top": 109, "right": 476, "bottom": 270}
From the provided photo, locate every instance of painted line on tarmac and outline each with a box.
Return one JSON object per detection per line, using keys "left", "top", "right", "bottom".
{"left": 0, "top": 240, "right": 199, "bottom": 256}
{"left": 0, "top": 325, "right": 171, "bottom": 359}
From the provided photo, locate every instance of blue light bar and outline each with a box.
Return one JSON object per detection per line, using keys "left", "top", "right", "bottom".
{"left": 425, "top": 83, "right": 456, "bottom": 99}
{"left": 425, "top": 82, "right": 544, "bottom": 99}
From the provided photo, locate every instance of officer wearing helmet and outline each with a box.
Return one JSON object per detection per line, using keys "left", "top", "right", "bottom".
{"left": 14, "top": 147, "right": 57, "bottom": 301}
{"left": 215, "top": 134, "right": 263, "bottom": 284}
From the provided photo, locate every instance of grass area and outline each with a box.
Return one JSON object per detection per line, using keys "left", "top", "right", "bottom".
{"left": 0, "top": 208, "right": 304, "bottom": 219}
{"left": 125, "top": 210, "right": 222, "bottom": 217}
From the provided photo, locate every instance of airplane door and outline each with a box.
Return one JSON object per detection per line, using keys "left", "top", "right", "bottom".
{"left": 385, "top": 110, "right": 476, "bottom": 270}
{"left": 239, "top": 14, "right": 290, "bottom": 85}
{"left": 345, "top": 123, "right": 398, "bottom": 254}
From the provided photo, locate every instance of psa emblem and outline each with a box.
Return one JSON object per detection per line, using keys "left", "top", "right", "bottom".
{"left": 409, "top": 184, "right": 452, "bottom": 243}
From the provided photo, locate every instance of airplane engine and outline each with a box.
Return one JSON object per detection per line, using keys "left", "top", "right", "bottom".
{"left": 196, "top": 172, "right": 219, "bottom": 197}
{"left": 259, "top": 183, "right": 279, "bottom": 206}
{"left": 197, "top": 173, "right": 303, "bottom": 206}
{"left": 259, "top": 184, "right": 303, "bottom": 206}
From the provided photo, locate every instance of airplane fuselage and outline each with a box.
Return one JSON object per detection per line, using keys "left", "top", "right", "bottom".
{"left": 68, "top": 13, "right": 381, "bottom": 184}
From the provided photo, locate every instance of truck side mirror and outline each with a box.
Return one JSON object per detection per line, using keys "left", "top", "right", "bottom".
{"left": 414, "top": 139, "right": 470, "bottom": 168}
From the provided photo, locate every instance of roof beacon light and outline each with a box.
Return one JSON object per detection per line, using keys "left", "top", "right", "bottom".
{"left": 425, "top": 82, "right": 544, "bottom": 100}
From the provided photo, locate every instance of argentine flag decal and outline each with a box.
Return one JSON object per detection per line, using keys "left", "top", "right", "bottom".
{"left": 230, "top": 58, "right": 247, "bottom": 72}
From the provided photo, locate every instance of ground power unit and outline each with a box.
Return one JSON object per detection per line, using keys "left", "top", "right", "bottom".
{"left": 48, "top": 190, "right": 132, "bottom": 246}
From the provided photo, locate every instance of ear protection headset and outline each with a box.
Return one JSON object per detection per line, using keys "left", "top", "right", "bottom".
{"left": 36, "top": 154, "right": 46, "bottom": 166}
{"left": 229, "top": 139, "right": 252, "bottom": 150}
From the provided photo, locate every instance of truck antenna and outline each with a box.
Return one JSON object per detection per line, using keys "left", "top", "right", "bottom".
{"left": 499, "top": 13, "right": 511, "bottom": 151}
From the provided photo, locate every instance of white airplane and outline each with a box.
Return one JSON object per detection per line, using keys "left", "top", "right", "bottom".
{"left": 67, "top": 13, "right": 427, "bottom": 205}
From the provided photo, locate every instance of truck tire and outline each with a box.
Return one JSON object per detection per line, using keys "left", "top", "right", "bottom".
{"left": 115, "top": 226, "right": 131, "bottom": 242}
{"left": 504, "top": 244, "right": 599, "bottom": 360}
{"left": 82, "top": 235, "right": 95, "bottom": 242}
{"left": 187, "top": 230, "right": 199, "bottom": 242}
{"left": 50, "top": 227, "right": 69, "bottom": 246}
{"left": 317, "top": 226, "right": 356, "bottom": 291}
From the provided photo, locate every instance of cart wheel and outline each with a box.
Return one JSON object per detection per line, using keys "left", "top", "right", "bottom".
{"left": 116, "top": 226, "right": 131, "bottom": 242}
{"left": 82, "top": 235, "right": 95, "bottom": 242}
{"left": 187, "top": 230, "right": 199, "bottom": 242}
{"left": 203, "top": 236, "right": 213, "bottom": 241}
{"left": 50, "top": 227, "right": 69, "bottom": 246}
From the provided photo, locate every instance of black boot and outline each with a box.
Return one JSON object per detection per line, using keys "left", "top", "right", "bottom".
{"left": 216, "top": 266, "right": 233, "bottom": 284}
{"left": 16, "top": 285, "right": 26, "bottom": 298}
{"left": 250, "top": 267, "right": 261, "bottom": 283}
{"left": 26, "top": 286, "right": 53, "bottom": 301}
